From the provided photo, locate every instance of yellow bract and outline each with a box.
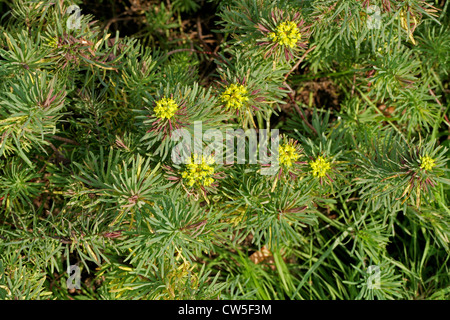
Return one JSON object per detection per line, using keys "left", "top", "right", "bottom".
{"left": 46, "top": 37, "right": 59, "bottom": 49}
{"left": 399, "top": 9, "right": 417, "bottom": 45}
{"left": 278, "top": 143, "right": 299, "bottom": 167}
{"left": 154, "top": 97, "right": 179, "bottom": 119}
{"left": 269, "top": 21, "right": 302, "bottom": 48}
{"left": 182, "top": 154, "right": 215, "bottom": 187}
{"left": 420, "top": 155, "right": 436, "bottom": 171}
{"left": 310, "top": 156, "right": 331, "bottom": 178}
{"left": 220, "top": 83, "right": 249, "bottom": 110}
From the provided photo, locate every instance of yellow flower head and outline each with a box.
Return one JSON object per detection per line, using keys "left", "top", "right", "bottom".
{"left": 154, "top": 97, "right": 179, "bottom": 119}
{"left": 220, "top": 84, "right": 249, "bottom": 110}
{"left": 310, "top": 156, "right": 331, "bottom": 178}
{"left": 278, "top": 143, "right": 300, "bottom": 167}
{"left": 181, "top": 154, "right": 216, "bottom": 187}
{"left": 420, "top": 155, "right": 436, "bottom": 171}
{"left": 269, "top": 21, "right": 302, "bottom": 48}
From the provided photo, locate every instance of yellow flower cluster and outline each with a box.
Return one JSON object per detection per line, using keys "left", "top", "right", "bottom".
{"left": 154, "top": 97, "right": 179, "bottom": 119}
{"left": 420, "top": 155, "right": 436, "bottom": 171}
{"left": 220, "top": 83, "right": 249, "bottom": 110}
{"left": 278, "top": 143, "right": 300, "bottom": 167}
{"left": 310, "top": 156, "right": 331, "bottom": 178}
{"left": 182, "top": 154, "right": 215, "bottom": 187}
{"left": 269, "top": 21, "right": 302, "bottom": 48}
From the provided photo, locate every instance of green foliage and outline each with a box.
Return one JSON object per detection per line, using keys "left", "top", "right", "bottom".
{"left": 0, "top": 0, "right": 449, "bottom": 301}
